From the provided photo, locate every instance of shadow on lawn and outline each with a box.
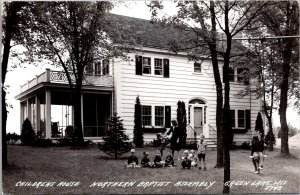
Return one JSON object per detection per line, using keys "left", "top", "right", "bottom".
{"left": 97, "top": 155, "right": 130, "bottom": 160}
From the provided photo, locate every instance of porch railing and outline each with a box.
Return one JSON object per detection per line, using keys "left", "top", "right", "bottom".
{"left": 20, "top": 69, "right": 113, "bottom": 93}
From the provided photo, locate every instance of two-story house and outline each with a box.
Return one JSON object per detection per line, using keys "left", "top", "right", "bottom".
{"left": 16, "top": 15, "right": 262, "bottom": 144}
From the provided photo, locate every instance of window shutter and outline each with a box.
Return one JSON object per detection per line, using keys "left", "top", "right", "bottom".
{"left": 165, "top": 106, "right": 171, "bottom": 128}
{"left": 246, "top": 109, "right": 251, "bottom": 130}
{"left": 136, "top": 56, "right": 142, "bottom": 75}
{"left": 163, "top": 59, "right": 169, "bottom": 78}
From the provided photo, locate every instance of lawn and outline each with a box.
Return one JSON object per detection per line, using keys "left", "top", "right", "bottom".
{"left": 3, "top": 145, "right": 300, "bottom": 194}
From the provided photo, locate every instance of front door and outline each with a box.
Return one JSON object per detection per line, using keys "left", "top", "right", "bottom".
{"left": 194, "top": 107, "right": 203, "bottom": 134}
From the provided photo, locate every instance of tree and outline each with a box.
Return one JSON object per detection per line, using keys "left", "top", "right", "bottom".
{"left": 177, "top": 101, "right": 187, "bottom": 146}
{"left": 133, "top": 96, "right": 143, "bottom": 147}
{"left": 149, "top": 1, "right": 272, "bottom": 193}
{"left": 100, "top": 113, "right": 131, "bottom": 160}
{"left": 255, "top": 112, "right": 264, "bottom": 136}
{"left": 2, "top": 1, "right": 29, "bottom": 169}
{"left": 13, "top": 2, "right": 134, "bottom": 145}
{"left": 21, "top": 118, "right": 36, "bottom": 145}
{"left": 256, "top": 1, "right": 299, "bottom": 155}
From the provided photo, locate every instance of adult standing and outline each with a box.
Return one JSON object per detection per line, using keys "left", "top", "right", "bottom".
{"left": 167, "top": 120, "right": 181, "bottom": 159}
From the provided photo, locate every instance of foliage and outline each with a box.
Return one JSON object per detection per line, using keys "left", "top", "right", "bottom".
{"left": 182, "top": 141, "right": 197, "bottom": 150}
{"left": 255, "top": 112, "right": 264, "bottom": 137}
{"left": 265, "top": 130, "right": 276, "bottom": 149}
{"left": 13, "top": 2, "right": 135, "bottom": 144}
{"left": 177, "top": 101, "right": 187, "bottom": 146}
{"left": 133, "top": 96, "right": 144, "bottom": 147}
{"left": 276, "top": 124, "right": 299, "bottom": 138}
{"left": 99, "top": 113, "right": 132, "bottom": 159}
{"left": 6, "top": 133, "right": 21, "bottom": 144}
{"left": 21, "top": 118, "right": 36, "bottom": 145}
{"left": 32, "top": 139, "right": 53, "bottom": 147}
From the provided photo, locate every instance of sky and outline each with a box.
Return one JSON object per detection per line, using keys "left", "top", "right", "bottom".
{"left": 4, "top": 1, "right": 300, "bottom": 134}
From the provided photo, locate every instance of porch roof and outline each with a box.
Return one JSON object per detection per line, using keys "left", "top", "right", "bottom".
{"left": 15, "top": 69, "right": 113, "bottom": 101}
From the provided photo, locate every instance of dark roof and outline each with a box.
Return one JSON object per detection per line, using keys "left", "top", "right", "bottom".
{"left": 110, "top": 14, "right": 189, "bottom": 50}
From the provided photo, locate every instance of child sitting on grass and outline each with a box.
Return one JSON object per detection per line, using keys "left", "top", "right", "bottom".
{"left": 181, "top": 150, "right": 191, "bottom": 169}
{"left": 153, "top": 150, "right": 165, "bottom": 168}
{"left": 189, "top": 150, "right": 198, "bottom": 167}
{"left": 141, "top": 151, "right": 152, "bottom": 168}
{"left": 127, "top": 149, "right": 139, "bottom": 168}
{"left": 164, "top": 150, "right": 174, "bottom": 167}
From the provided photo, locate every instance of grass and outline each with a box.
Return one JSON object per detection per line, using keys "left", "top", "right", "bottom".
{"left": 3, "top": 145, "right": 300, "bottom": 194}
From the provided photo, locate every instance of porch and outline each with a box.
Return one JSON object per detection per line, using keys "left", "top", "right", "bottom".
{"left": 15, "top": 69, "right": 114, "bottom": 139}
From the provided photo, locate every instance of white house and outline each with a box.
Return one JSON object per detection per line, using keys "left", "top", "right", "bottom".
{"left": 16, "top": 15, "right": 263, "bottom": 145}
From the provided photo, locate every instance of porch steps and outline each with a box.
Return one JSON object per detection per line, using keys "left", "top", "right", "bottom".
{"left": 186, "top": 138, "right": 217, "bottom": 150}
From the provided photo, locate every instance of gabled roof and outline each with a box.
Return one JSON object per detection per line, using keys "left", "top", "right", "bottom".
{"left": 110, "top": 14, "right": 189, "bottom": 50}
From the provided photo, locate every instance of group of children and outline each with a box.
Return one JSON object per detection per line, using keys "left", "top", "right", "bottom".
{"left": 127, "top": 134, "right": 207, "bottom": 169}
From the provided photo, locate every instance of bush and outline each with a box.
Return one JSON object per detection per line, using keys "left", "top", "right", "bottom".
{"left": 99, "top": 113, "right": 132, "bottom": 159}
{"left": 133, "top": 96, "right": 144, "bottom": 147}
{"left": 32, "top": 139, "right": 53, "bottom": 147}
{"left": 276, "top": 124, "right": 299, "bottom": 138}
{"left": 21, "top": 118, "right": 36, "bottom": 145}
{"left": 6, "top": 133, "right": 21, "bottom": 144}
{"left": 255, "top": 112, "right": 264, "bottom": 137}
{"left": 183, "top": 141, "right": 197, "bottom": 150}
{"left": 265, "top": 130, "right": 276, "bottom": 148}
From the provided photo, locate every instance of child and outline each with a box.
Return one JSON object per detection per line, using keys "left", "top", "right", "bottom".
{"left": 197, "top": 134, "right": 207, "bottom": 170}
{"left": 127, "top": 149, "right": 139, "bottom": 167}
{"left": 189, "top": 150, "right": 198, "bottom": 167}
{"left": 156, "top": 133, "right": 166, "bottom": 157}
{"left": 250, "top": 134, "right": 264, "bottom": 174}
{"left": 165, "top": 150, "right": 174, "bottom": 167}
{"left": 181, "top": 150, "right": 191, "bottom": 169}
{"left": 153, "top": 150, "right": 165, "bottom": 167}
{"left": 141, "top": 151, "right": 152, "bottom": 167}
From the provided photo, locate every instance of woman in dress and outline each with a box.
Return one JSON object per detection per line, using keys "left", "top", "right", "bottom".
{"left": 167, "top": 120, "right": 181, "bottom": 159}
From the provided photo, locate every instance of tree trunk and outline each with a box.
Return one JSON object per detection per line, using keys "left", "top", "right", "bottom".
{"left": 2, "top": 2, "right": 22, "bottom": 170}
{"left": 2, "top": 90, "right": 8, "bottom": 169}
{"left": 210, "top": 0, "right": 223, "bottom": 168}
{"left": 279, "top": 63, "right": 290, "bottom": 155}
{"left": 223, "top": 3, "right": 232, "bottom": 192}
{"left": 268, "top": 119, "right": 274, "bottom": 151}
{"left": 73, "top": 85, "right": 84, "bottom": 145}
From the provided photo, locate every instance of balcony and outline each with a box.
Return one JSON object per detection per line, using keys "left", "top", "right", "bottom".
{"left": 20, "top": 69, "right": 113, "bottom": 93}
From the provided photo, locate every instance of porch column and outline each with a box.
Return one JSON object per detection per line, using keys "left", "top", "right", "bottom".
{"left": 27, "top": 99, "right": 31, "bottom": 121}
{"left": 35, "top": 96, "right": 40, "bottom": 134}
{"left": 81, "top": 94, "right": 84, "bottom": 135}
{"left": 20, "top": 102, "right": 24, "bottom": 131}
{"left": 45, "top": 90, "right": 51, "bottom": 138}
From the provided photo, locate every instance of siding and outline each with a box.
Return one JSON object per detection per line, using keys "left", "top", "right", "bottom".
{"left": 114, "top": 51, "right": 262, "bottom": 142}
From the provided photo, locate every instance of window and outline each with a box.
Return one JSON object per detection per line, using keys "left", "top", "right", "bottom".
{"left": 155, "top": 106, "right": 164, "bottom": 126}
{"left": 143, "top": 57, "right": 151, "bottom": 74}
{"left": 231, "top": 109, "right": 247, "bottom": 128}
{"left": 237, "top": 68, "right": 249, "bottom": 84}
{"left": 142, "top": 106, "right": 152, "bottom": 126}
{"left": 229, "top": 67, "right": 235, "bottom": 82}
{"left": 238, "top": 110, "right": 245, "bottom": 128}
{"left": 136, "top": 56, "right": 170, "bottom": 77}
{"left": 194, "top": 62, "right": 201, "bottom": 73}
{"left": 102, "top": 59, "right": 109, "bottom": 75}
{"left": 94, "top": 62, "right": 101, "bottom": 75}
{"left": 154, "top": 58, "right": 163, "bottom": 75}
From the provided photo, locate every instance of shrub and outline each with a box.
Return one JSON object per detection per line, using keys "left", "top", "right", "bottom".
{"left": 21, "top": 118, "right": 36, "bottom": 145}
{"left": 99, "top": 113, "right": 132, "bottom": 159}
{"left": 133, "top": 96, "right": 144, "bottom": 147}
{"left": 255, "top": 112, "right": 264, "bottom": 137}
{"left": 177, "top": 101, "right": 187, "bottom": 146}
{"left": 32, "top": 139, "right": 53, "bottom": 147}
{"left": 265, "top": 130, "right": 276, "bottom": 148}
{"left": 6, "top": 133, "right": 21, "bottom": 144}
